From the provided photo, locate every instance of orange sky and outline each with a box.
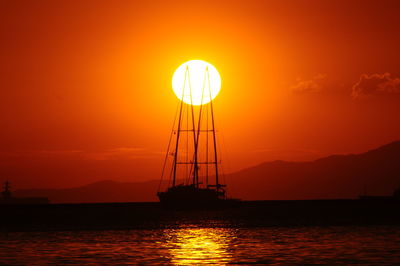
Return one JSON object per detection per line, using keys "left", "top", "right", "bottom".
{"left": 1, "top": 0, "right": 400, "bottom": 188}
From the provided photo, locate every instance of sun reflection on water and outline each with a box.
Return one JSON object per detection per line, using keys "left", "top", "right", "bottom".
{"left": 164, "top": 227, "right": 236, "bottom": 265}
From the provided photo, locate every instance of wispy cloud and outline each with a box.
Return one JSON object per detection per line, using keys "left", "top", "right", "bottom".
{"left": 291, "top": 74, "right": 327, "bottom": 94}
{"left": 83, "top": 147, "right": 152, "bottom": 160}
{"left": 0, "top": 150, "right": 83, "bottom": 157}
{"left": 0, "top": 148, "right": 161, "bottom": 161}
{"left": 253, "top": 148, "right": 321, "bottom": 155}
{"left": 352, "top": 73, "right": 400, "bottom": 98}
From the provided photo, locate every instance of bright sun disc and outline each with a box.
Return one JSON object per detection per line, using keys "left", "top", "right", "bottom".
{"left": 172, "top": 60, "right": 221, "bottom": 105}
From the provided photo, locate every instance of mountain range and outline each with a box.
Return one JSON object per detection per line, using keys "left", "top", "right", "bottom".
{"left": 14, "top": 141, "right": 400, "bottom": 203}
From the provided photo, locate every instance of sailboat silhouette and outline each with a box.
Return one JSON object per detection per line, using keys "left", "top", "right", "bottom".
{"left": 157, "top": 65, "right": 239, "bottom": 208}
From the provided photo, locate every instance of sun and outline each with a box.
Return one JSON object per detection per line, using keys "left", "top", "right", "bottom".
{"left": 172, "top": 60, "right": 221, "bottom": 105}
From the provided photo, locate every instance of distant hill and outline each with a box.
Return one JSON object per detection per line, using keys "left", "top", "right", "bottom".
{"left": 226, "top": 140, "right": 400, "bottom": 200}
{"left": 14, "top": 141, "right": 400, "bottom": 203}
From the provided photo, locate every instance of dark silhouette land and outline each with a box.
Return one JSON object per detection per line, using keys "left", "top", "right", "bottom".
{"left": 0, "top": 141, "right": 399, "bottom": 231}
{"left": 1, "top": 199, "right": 400, "bottom": 232}
{"left": 11, "top": 140, "right": 400, "bottom": 203}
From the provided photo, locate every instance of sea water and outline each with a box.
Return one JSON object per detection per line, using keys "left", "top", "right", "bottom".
{"left": 1, "top": 225, "right": 400, "bottom": 265}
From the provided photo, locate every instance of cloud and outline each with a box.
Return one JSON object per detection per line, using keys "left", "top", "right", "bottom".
{"left": 352, "top": 73, "right": 400, "bottom": 98}
{"left": 83, "top": 147, "right": 150, "bottom": 161}
{"left": 291, "top": 74, "right": 327, "bottom": 94}
{"left": 253, "top": 148, "right": 321, "bottom": 155}
{"left": 0, "top": 147, "right": 161, "bottom": 161}
{"left": 0, "top": 150, "right": 83, "bottom": 158}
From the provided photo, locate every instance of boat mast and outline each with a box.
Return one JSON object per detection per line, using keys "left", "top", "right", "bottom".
{"left": 193, "top": 67, "right": 209, "bottom": 189}
{"left": 171, "top": 65, "right": 220, "bottom": 191}
{"left": 188, "top": 68, "right": 199, "bottom": 188}
{"left": 207, "top": 67, "right": 220, "bottom": 191}
{"left": 172, "top": 67, "right": 188, "bottom": 187}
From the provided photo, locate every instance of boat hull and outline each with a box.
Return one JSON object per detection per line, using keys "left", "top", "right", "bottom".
{"left": 157, "top": 185, "right": 238, "bottom": 208}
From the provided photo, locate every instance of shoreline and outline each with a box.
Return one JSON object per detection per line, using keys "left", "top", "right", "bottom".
{"left": 1, "top": 199, "right": 400, "bottom": 232}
